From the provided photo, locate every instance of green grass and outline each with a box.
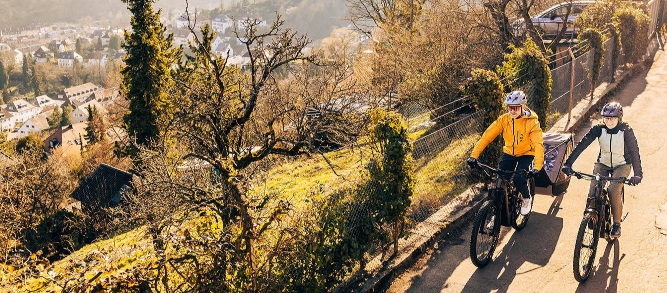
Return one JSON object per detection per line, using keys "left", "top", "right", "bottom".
{"left": 1, "top": 118, "right": 484, "bottom": 292}
{"left": 1, "top": 228, "right": 153, "bottom": 292}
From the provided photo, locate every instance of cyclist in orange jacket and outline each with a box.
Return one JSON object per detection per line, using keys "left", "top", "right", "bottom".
{"left": 467, "top": 90, "right": 545, "bottom": 215}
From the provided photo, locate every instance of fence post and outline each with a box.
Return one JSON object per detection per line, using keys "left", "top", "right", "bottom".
{"left": 568, "top": 47, "right": 575, "bottom": 122}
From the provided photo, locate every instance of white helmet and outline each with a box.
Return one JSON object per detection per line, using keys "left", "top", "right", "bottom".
{"left": 504, "top": 90, "right": 527, "bottom": 106}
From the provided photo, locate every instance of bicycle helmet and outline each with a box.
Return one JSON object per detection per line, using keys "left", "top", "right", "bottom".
{"left": 504, "top": 90, "right": 527, "bottom": 106}
{"left": 601, "top": 102, "right": 623, "bottom": 120}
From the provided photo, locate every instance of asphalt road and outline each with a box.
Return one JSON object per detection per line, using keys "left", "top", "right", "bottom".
{"left": 387, "top": 49, "right": 667, "bottom": 292}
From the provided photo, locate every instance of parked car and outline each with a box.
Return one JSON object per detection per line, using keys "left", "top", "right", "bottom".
{"left": 514, "top": 1, "right": 596, "bottom": 39}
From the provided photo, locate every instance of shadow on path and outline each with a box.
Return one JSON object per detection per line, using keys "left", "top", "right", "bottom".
{"left": 575, "top": 240, "right": 624, "bottom": 293}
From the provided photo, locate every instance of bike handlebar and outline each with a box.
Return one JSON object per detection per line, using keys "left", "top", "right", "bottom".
{"left": 468, "top": 161, "right": 532, "bottom": 178}
{"left": 570, "top": 170, "right": 634, "bottom": 186}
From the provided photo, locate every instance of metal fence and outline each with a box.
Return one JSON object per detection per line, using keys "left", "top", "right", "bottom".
{"left": 256, "top": 4, "right": 667, "bottom": 291}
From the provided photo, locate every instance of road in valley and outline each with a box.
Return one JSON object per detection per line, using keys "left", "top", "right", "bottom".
{"left": 387, "top": 49, "right": 667, "bottom": 292}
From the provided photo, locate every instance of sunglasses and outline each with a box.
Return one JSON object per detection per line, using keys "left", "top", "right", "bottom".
{"left": 507, "top": 105, "right": 522, "bottom": 111}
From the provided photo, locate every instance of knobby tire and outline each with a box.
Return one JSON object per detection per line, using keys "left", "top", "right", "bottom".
{"left": 470, "top": 200, "right": 499, "bottom": 267}
{"left": 573, "top": 213, "right": 599, "bottom": 282}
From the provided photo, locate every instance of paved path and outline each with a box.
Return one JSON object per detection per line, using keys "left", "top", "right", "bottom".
{"left": 387, "top": 49, "right": 667, "bottom": 292}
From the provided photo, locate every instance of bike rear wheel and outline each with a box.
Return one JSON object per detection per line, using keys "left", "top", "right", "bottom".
{"left": 573, "top": 213, "right": 599, "bottom": 282}
{"left": 470, "top": 200, "right": 499, "bottom": 267}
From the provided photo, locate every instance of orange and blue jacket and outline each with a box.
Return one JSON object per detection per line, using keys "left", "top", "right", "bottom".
{"left": 470, "top": 108, "right": 545, "bottom": 170}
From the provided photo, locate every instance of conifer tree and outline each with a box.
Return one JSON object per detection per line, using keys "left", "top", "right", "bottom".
{"left": 121, "top": 0, "right": 180, "bottom": 147}
{"left": 61, "top": 104, "right": 73, "bottom": 126}
{"left": 30, "top": 59, "right": 41, "bottom": 96}
{"left": 85, "top": 104, "right": 106, "bottom": 143}
{"left": 48, "top": 106, "right": 62, "bottom": 129}
{"left": 0, "top": 61, "right": 7, "bottom": 91}
{"left": 76, "top": 38, "right": 83, "bottom": 55}
{"left": 21, "top": 55, "right": 30, "bottom": 91}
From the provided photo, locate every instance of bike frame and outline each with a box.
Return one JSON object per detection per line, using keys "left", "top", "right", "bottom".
{"left": 476, "top": 162, "right": 528, "bottom": 227}
{"left": 572, "top": 171, "right": 631, "bottom": 237}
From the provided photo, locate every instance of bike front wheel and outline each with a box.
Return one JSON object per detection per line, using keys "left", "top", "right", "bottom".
{"left": 470, "top": 200, "right": 499, "bottom": 267}
{"left": 573, "top": 213, "right": 599, "bottom": 282}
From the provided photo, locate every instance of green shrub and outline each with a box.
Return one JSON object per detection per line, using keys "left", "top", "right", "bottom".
{"left": 614, "top": 6, "right": 651, "bottom": 64}
{"left": 607, "top": 23, "right": 621, "bottom": 82}
{"left": 462, "top": 68, "right": 504, "bottom": 165}
{"left": 579, "top": 28, "right": 604, "bottom": 97}
{"left": 24, "top": 210, "right": 95, "bottom": 261}
{"left": 367, "top": 108, "right": 415, "bottom": 255}
{"left": 497, "top": 38, "right": 552, "bottom": 130}
{"left": 576, "top": 0, "right": 625, "bottom": 32}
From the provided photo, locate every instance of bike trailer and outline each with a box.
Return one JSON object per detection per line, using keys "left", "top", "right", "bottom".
{"left": 535, "top": 132, "right": 573, "bottom": 195}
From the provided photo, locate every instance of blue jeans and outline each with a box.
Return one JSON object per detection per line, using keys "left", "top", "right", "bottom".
{"left": 498, "top": 154, "right": 534, "bottom": 199}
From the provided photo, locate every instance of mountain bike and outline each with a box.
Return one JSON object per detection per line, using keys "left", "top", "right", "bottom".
{"left": 570, "top": 170, "right": 633, "bottom": 282}
{"left": 468, "top": 162, "right": 535, "bottom": 267}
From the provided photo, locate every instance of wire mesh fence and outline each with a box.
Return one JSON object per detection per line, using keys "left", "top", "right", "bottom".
{"left": 248, "top": 16, "right": 666, "bottom": 292}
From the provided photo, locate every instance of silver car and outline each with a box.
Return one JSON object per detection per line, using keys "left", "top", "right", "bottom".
{"left": 516, "top": 1, "right": 596, "bottom": 38}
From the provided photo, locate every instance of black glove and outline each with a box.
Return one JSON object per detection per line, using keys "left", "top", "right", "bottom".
{"left": 528, "top": 169, "right": 540, "bottom": 177}
{"left": 629, "top": 176, "right": 642, "bottom": 185}
{"left": 466, "top": 157, "right": 478, "bottom": 168}
{"left": 562, "top": 165, "right": 573, "bottom": 176}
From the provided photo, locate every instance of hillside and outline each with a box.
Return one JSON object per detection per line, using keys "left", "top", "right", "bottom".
{"left": 0, "top": 0, "right": 349, "bottom": 42}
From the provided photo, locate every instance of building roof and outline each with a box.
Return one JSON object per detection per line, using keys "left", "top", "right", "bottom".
{"left": 62, "top": 83, "right": 99, "bottom": 99}
{"left": 32, "top": 110, "right": 53, "bottom": 130}
{"left": 0, "top": 107, "right": 14, "bottom": 121}
{"left": 58, "top": 51, "right": 81, "bottom": 60}
{"left": 69, "top": 163, "right": 133, "bottom": 209}
{"left": 7, "top": 99, "right": 37, "bottom": 112}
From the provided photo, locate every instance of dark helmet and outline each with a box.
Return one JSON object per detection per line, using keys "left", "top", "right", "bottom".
{"left": 601, "top": 102, "right": 623, "bottom": 120}
{"left": 504, "top": 90, "right": 527, "bottom": 106}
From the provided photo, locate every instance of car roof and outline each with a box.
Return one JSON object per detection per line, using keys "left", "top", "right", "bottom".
{"left": 552, "top": 1, "right": 597, "bottom": 9}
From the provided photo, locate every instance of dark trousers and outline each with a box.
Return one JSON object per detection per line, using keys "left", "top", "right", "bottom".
{"left": 498, "top": 154, "right": 534, "bottom": 199}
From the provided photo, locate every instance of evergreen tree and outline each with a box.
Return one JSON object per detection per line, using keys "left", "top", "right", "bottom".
{"left": 61, "top": 104, "right": 73, "bottom": 126}
{"left": 30, "top": 59, "right": 41, "bottom": 96}
{"left": 0, "top": 61, "right": 8, "bottom": 91}
{"left": 48, "top": 106, "right": 62, "bottom": 129}
{"left": 121, "top": 0, "right": 180, "bottom": 147}
{"left": 97, "top": 37, "right": 103, "bottom": 50}
{"left": 84, "top": 104, "right": 105, "bottom": 143}
{"left": 109, "top": 35, "right": 121, "bottom": 50}
{"left": 21, "top": 55, "right": 30, "bottom": 91}
{"left": 76, "top": 38, "right": 83, "bottom": 55}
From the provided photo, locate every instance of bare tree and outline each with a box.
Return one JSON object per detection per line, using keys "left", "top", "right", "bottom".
{"left": 119, "top": 11, "right": 369, "bottom": 291}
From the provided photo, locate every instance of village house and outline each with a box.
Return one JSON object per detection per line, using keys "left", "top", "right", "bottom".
{"left": 85, "top": 52, "right": 107, "bottom": 67}
{"left": 100, "top": 32, "right": 111, "bottom": 46}
{"left": 236, "top": 15, "right": 267, "bottom": 31}
{"left": 71, "top": 100, "right": 106, "bottom": 124}
{"left": 32, "top": 46, "right": 52, "bottom": 63}
{"left": 57, "top": 51, "right": 83, "bottom": 67}
{"left": 56, "top": 83, "right": 101, "bottom": 105}
{"left": 49, "top": 39, "right": 71, "bottom": 53}
{"left": 43, "top": 122, "right": 88, "bottom": 156}
{"left": 211, "top": 15, "right": 234, "bottom": 34}
{"left": 211, "top": 36, "right": 233, "bottom": 58}
{"left": 228, "top": 50, "right": 251, "bottom": 67}
{"left": 69, "top": 163, "right": 133, "bottom": 215}
{"left": 176, "top": 11, "right": 210, "bottom": 29}
{"left": 92, "top": 88, "right": 119, "bottom": 107}
{"left": 13, "top": 49, "right": 23, "bottom": 65}
{"left": 172, "top": 28, "right": 194, "bottom": 47}
{"left": 30, "top": 95, "right": 64, "bottom": 109}
{"left": 16, "top": 110, "right": 52, "bottom": 139}
{"left": 0, "top": 108, "right": 15, "bottom": 132}
{"left": 4, "top": 99, "right": 40, "bottom": 125}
